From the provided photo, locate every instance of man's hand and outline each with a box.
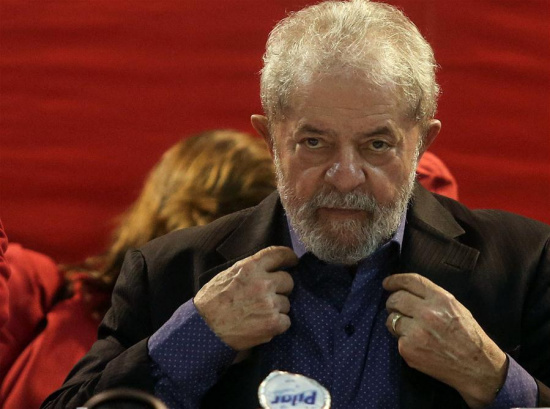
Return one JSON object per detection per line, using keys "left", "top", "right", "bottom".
{"left": 194, "top": 246, "right": 298, "bottom": 351}
{"left": 383, "top": 273, "right": 507, "bottom": 408}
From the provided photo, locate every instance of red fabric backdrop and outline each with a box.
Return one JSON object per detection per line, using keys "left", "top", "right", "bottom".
{"left": 1, "top": 0, "right": 549, "bottom": 263}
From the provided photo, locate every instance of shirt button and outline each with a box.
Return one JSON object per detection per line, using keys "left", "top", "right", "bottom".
{"left": 344, "top": 323, "right": 355, "bottom": 336}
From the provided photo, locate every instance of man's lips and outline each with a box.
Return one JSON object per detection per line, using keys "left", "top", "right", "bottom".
{"left": 317, "top": 207, "right": 366, "bottom": 219}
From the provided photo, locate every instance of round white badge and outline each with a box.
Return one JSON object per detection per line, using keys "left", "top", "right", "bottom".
{"left": 258, "top": 370, "right": 331, "bottom": 409}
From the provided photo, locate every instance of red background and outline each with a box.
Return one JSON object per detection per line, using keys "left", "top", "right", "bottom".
{"left": 1, "top": 0, "right": 549, "bottom": 263}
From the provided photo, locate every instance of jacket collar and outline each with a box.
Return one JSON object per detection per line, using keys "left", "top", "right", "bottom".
{"left": 197, "top": 191, "right": 288, "bottom": 288}
{"left": 216, "top": 191, "right": 288, "bottom": 261}
{"left": 402, "top": 183, "right": 479, "bottom": 279}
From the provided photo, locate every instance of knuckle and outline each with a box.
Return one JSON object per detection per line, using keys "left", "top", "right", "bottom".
{"left": 282, "top": 296, "right": 291, "bottom": 307}
{"left": 267, "top": 245, "right": 296, "bottom": 261}
{"left": 233, "top": 261, "right": 253, "bottom": 278}
{"left": 262, "top": 314, "right": 282, "bottom": 333}
{"left": 442, "top": 291, "right": 456, "bottom": 304}
{"left": 232, "top": 272, "right": 245, "bottom": 286}
{"left": 386, "top": 291, "right": 401, "bottom": 309}
{"left": 432, "top": 290, "right": 455, "bottom": 309}
{"left": 254, "top": 247, "right": 270, "bottom": 261}
{"left": 269, "top": 271, "right": 293, "bottom": 293}
{"left": 279, "top": 315, "right": 291, "bottom": 332}
{"left": 275, "top": 294, "right": 287, "bottom": 306}
{"left": 280, "top": 300, "right": 291, "bottom": 313}
{"left": 233, "top": 269, "right": 250, "bottom": 287}
{"left": 251, "top": 247, "right": 272, "bottom": 263}
{"left": 408, "top": 326, "right": 428, "bottom": 346}
{"left": 419, "top": 308, "right": 439, "bottom": 324}
{"left": 401, "top": 274, "right": 412, "bottom": 286}
{"left": 264, "top": 277, "right": 277, "bottom": 292}
{"left": 253, "top": 246, "right": 287, "bottom": 268}
{"left": 446, "top": 314, "right": 462, "bottom": 333}
{"left": 282, "top": 272, "right": 295, "bottom": 290}
{"left": 233, "top": 258, "right": 247, "bottom": 270}
{"left": 263, "top": 245, "right": 283, "bottom": 259}
{"left": 414, "top": 274, "right": 426, "bottom": 287}
{"left": 264, "top": 296, "right": 276, "bottom": 310}
{"left": 252, "top": 279, "right": 270, "bottom": 294}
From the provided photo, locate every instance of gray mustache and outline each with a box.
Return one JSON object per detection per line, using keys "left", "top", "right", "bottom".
{"left": 308, "top": 189, "right": 378, "bottom": 212}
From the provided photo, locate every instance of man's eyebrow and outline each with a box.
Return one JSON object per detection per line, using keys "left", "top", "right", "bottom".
{"left": 359, "top": 126, "right": 395, "bottom": 138}
{"left": 296, "top": 124, "right": 335, "bottom": 136}
{"left": 296, "top": 124, "right": 397, "bottom": 138}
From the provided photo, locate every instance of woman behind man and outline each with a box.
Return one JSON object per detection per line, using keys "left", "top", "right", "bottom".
{"left": 0, "top": 130, "right": 276, "bottom": 409}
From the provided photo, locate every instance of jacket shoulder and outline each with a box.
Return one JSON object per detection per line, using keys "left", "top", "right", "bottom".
{"left": 433, "top": 193, "right": 550, "bottom": 237}
{"left": 141, "top": 206, "right": 255, "bottom": 261}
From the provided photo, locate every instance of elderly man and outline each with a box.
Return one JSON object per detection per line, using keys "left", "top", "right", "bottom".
{"left": 43, "top": 1, "right": 549, "bottom": 408}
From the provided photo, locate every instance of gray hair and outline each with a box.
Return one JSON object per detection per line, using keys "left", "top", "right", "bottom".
{"left": 260, "top": 0, "right": 440, "bottom": 131}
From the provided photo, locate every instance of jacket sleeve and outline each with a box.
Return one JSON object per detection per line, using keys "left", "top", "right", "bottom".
{"left": 41, "top": 250, "right": 156, "bottom": 408}
{"left": 524, "top": 237, "right": 550, "bottom": 406}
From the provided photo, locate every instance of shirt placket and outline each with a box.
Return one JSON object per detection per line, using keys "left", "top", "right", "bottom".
{"left": 331, "top": 261, "right": 385, "bottom": 407}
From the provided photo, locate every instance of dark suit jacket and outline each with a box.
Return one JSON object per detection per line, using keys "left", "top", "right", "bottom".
{"left": 42, "top": 184, "right": 550, "bottom": 408}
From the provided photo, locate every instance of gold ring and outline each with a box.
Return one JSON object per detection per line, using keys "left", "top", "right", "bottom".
{"left": 391, "top": 313, "right": 403, "bottom": 334}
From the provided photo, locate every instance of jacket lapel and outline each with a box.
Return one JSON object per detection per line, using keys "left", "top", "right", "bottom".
{"left": 401, "top": 184, "right": 480, "bottom": 302}
{"left": 399, "top": 184, "right": 479, "bottom": 409}
{"left": 198, "top": 191, "right": 290, "bottom": 288}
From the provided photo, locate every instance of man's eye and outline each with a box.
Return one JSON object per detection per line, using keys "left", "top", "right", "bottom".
{"left": 305, "top": 138, "right": 322, "bottom": 148}
{"left": 370, "top": 140, "right": 390, "bottom": 151}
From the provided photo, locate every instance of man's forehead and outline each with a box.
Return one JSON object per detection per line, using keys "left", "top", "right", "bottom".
{"left": 285, "top": 74, "right": 406, "bottom": 115}
{"left": 276, "top": 88, "right": 408, "bottom": 131}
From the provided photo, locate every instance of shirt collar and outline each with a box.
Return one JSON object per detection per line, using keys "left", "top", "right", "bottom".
{"left": 287, "top": 209, "right": 407, "bottom": 260}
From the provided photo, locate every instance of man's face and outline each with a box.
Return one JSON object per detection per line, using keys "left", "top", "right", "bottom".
{"left": 254, "top": 74, "right": 435, "bottom": 264}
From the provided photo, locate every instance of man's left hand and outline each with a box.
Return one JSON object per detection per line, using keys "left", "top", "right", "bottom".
{"left": 383, "top": 273, "right": 507, "bottom": 409}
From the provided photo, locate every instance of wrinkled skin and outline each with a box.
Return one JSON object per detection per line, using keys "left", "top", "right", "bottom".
{"left": 384, "top": 273, "right": 507, "bottom": 408}
{"left": 194, "top": 246, "right": 297, "bottom": 351}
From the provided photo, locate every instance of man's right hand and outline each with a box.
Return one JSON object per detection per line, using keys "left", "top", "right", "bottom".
{"left": 194, "top": 246, "right": 298, "bottom": 351}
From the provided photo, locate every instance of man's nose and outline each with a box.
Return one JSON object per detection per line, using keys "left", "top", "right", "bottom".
{"left": 324, "top": 149, "right": 366, "bottom": 193}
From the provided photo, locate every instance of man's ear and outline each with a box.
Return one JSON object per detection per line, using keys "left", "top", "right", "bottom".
{"left": 420, "top": 119, "right": 441, "bottom": 154}
{"left": 251, "top": 115, "right": 274, "bottom": 156}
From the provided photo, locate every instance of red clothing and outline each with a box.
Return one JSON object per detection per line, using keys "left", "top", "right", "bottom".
{"left": 417, "top": 151, "right": 459, "bottom": 200}
{"left": 0, "top": 244, "right": 62, "bottom": 381}
{"left": 0, "top": 220, "right": 10, "bottom": 329}
{"left": 0, "top": 244, "right": 98, "bottom": 409}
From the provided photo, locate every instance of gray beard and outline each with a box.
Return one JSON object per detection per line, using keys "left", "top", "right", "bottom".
{"left": 275, "top": 151, "right": 418, "bottom": 265}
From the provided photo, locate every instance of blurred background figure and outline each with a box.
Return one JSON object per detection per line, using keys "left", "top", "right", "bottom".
{"left": 0, "top": 130, "right": 276, "bottom": 409}
{"left": 416, "top": 151, "right": 458, "bottom": 200}
{"left": 0, "top": 220, "right": 11, "bottom": 330}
